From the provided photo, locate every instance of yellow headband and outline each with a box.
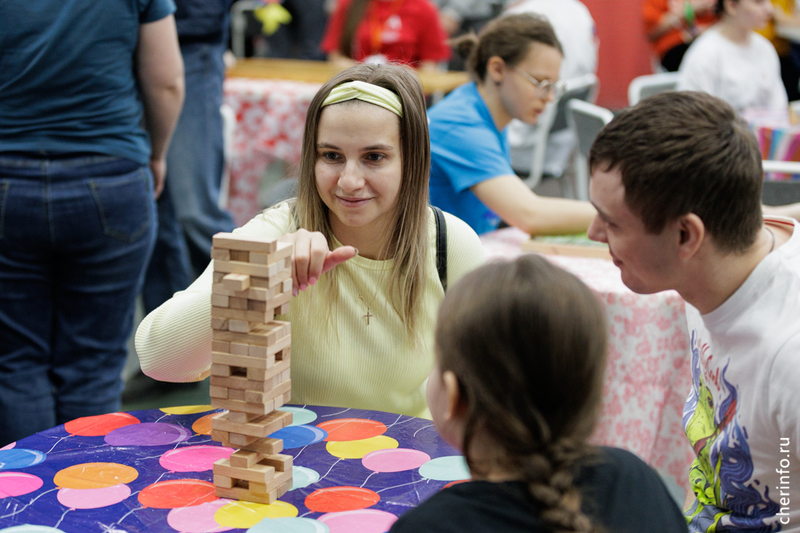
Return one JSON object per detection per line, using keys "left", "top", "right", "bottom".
{"left": 321, "top": 80, "right": 403, "bottom": 117}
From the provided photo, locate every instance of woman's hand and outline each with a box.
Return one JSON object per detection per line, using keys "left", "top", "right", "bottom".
{"left": 280, "top": 229, "right": 358, "bottom": 296}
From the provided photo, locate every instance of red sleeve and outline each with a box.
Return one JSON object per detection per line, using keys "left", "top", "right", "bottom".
{"left": 414, "top": 0, "right": 451, "bottom": 62}
{"left": 321, "top": 0, "right": 353, "bottom": 54}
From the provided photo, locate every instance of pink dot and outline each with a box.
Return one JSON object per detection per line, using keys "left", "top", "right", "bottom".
{"left": 318, "top": 509, "right": 397, "bottom": 533}
{"left": 362, "top": 448, "right": 430, "bottom": 473}
{"left": 167, "top": 498, "right": 234, "bottom": 532}
{"left": 159, "top": 446, "right": 234, "bottom": 473}
{"left": 0, "top": 472, "right": 43, "bottom": 498}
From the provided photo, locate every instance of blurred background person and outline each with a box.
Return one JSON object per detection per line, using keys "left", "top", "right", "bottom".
{"left": 0, "top": 0, "right": 184, "bottom": 445}
{"left": 678, "top": 0, "right": 788, "bottom": 112}
{"left": 643, "top": 0, "right": 718, "bottom": 71}
{"left": 504, "top": 0, "right": 599, "bottom": 181}
{"left": 321, "top": 0, "right": 451, "bottom": 69}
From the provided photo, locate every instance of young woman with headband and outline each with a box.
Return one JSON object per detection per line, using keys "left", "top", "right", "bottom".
{"left": 135, "top": 63, "right": 484, "bottom": 417}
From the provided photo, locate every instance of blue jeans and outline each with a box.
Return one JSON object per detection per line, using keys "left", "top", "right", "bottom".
{"left": 142, "top": 40, "right": 235, "bottom": 311}
{"left": 0, "top": 155, "right": 156, "bottom": 445}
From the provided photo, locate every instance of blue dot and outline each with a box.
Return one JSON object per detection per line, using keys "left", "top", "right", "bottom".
{"left": 418, "top": 455, "right": 470, "bottom": 481}
{"left": 0, "top": 449, "right": 46, "bottom": 471}
{"left": 247, "top": 517, "right": 329, "bottom": 533}
{"left": 268, "top": 425, "right": 327, "bottom": 448}
{"left": 278, "top": 406, "right": 318, "bottom": 427}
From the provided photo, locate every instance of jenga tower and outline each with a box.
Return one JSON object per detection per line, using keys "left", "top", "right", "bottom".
{"left": 208, "top": 232, "right": 294, "bottom": 504}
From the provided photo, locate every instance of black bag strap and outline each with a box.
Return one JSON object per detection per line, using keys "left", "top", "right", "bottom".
{"left": 432, "top": 205, "right": 448, "bottom": 292}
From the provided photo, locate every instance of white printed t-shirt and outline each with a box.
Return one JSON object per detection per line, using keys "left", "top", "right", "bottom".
{"left": 683, "top": 217, "right": 800, "bottom": 532}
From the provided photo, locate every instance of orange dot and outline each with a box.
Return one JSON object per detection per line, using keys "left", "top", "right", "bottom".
{"left": 317, "top": 419, "right": 387, "bottom": 442}
{"left": 304, "top": 486, "right": 380, "bottom": 513}
{"left": 54, "top": 462, "right": 138, "bottom": 489}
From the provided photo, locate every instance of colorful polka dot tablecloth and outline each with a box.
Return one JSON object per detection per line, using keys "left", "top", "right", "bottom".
{"left": 481, "top": 228, "right": 695, "bottom": 494}
{"left": 0, "top": 405, "right": 463, "bottom": 533}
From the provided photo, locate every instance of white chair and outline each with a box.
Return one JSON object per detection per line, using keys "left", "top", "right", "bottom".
{"left": 566, "top": 99, "right": 614, "bottom": 201}
{"left": 627, "top": 72, "right": 680, "bottom": 106}
{"left": 518, "top": 73, "right": 598, "bottom": 189}
{"left": 230, "top": 0, "right": 260, "bottom": 58}
{"left": 218, "top": 103, "right": 236, "bottom": 209}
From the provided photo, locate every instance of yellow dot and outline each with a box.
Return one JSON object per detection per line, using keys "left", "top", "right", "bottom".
{"left": 214, "top": 500, "right": 298, "bottom": 528}
{"left": 160, "top": 405, "right": 215, "bottom": 415}
{"left": 326, "top": 435, "right": 399, "bottom": 459}
{"left": 54, "top": 462, "right": 138, "bottom": 489}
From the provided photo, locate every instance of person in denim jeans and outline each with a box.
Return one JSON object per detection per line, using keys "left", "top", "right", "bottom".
{"left": 142, "top": 0, "right": 237, "bottom": 314}
{"left": 0, "top": 0, "right": 185, "bottom": 445}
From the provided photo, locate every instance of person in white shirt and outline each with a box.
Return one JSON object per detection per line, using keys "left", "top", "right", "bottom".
{"left": 678, "top": 0, "right": 788, "bottom": 112}
{"left": 588, "top": 90, "right": 800, "bottom": 533}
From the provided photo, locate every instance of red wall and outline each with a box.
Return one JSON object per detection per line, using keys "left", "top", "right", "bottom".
{"left": 583, "top": 0, "right": 655, "bottom": 110}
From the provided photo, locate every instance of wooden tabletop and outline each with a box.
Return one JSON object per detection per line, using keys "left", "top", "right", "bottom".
{"left": 226, "top": 58, "right": 470, "bottom": 95}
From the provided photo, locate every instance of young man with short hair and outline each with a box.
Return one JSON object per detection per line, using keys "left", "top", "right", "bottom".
{"left": 588, "top": 91, "right": 800, "bottom": 532}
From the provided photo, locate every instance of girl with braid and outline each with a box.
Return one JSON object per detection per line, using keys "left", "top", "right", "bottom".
{"left": 391, "top": 255, "right": 688, "bottom": 533}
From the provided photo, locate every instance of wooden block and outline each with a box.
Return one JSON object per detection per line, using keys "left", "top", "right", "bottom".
{"left": 211, "top": 248, "right": 230, "bottom": 261}
{"left": 230, "top": 250, "right": 249, "bottom": 262}
{"left": 228, "top": 388, "right": 246, "bottom": 401}
{"left": 211, "top": 396, "right": 273, "bottom": 415}
{"left": 245, "top": 379, "right": 292, "bottom": 405}
{"left": 211, "top": 340, "right": 230, "bottom": 353}
{"left": 213, "top": 458, "right": 275, "bottom": 484}
{"left": 230, "top": 450, "right": 264, "bottom": 468}
{"left": 211, "top": 429, "right": 284, "bottom": 455}
{"left": 222, "top": 273, "right": 250, "bottom": 292}
{"left": 211, "top": 294, "right": 229, "bottom": 308}
{"left": 212, "top": 321, "right": 290, "bottom": 348}
{"left": 210, "top": 363, "right": 233, "bottom": 377}
{"left": 209, "top": 282, "right": 287, "bottom": 302}
{"left": 210, "top": 359, "right": 291, "bottom": 391}
{"left": 213, "top": 271, "right": 225, "bottom": 283}
{"left": 213, "top": 474, "right": 234, "bottom": 489}
{"left": 209, "top": 385, "right": 228, "bottom": 399}
{"left": 228, "top": 319, "right": 254, "bottom": 333}
{"left": 276, "top": 302, "right": 290, "bottom": 316}
{"left": 212, "top": 351, "right": 275, "bottom": 371}
{"left": 229, "top": 432, "right": 261, "bottom": 446}
{"left": 248, "top": 268, "right": 291, "bottom": 289}
{"left": 246, "top": 355, "right": 293, "bottom": 381}
{"left": 215, "top": 260, "right": 288, "bottom": 279}
{"left": 230, "top": 342, "right": 249, "bottom": 356}
{"left": 215, "top": 485, "right": 278, "bottom": 504}
{"left": 211, "top": 317, "right": 228, "bottom": 331}
{"left": 228, "top": 410, "right": 261, "bottom": 423}
{"left": 229, "top": 296, "right": 248, "bottom": 310}
{"left": 260, "top": 454, "right": 293, "bottom": 472}
{"left": 249, "top": 481, "right": 268, "bottom": 494}
{"left": 211, "top": 305, "right": 272, "bottom": 324}
{"left": 212, "top": 232, "right": 278, "bottom": 253}
{"left": 211, "top": 409, "right": 292, "bottom": 437}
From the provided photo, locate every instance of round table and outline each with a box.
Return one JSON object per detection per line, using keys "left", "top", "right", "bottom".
{"left": 0, "top": 405, "right": 464, "bottom": 533}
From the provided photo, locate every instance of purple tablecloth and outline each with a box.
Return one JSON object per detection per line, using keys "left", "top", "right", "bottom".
{"left": 0, "top": 405, "right": 463, "bottom": 532}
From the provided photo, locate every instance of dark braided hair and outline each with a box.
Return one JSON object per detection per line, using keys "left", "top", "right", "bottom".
{"left": 435, "top": 256, "right": 607, "bottom": 532}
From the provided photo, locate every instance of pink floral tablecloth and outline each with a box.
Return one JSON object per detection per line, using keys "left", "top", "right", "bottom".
{"left": 223, "top": 78, "right": 321, "bottom": 226}
{"left": 482, "top": 227, "right": 695, "bottom": 492}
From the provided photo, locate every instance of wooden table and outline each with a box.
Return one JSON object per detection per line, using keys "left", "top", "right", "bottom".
{"left": 226, "top": 58, "right": 469, "bottom": 96}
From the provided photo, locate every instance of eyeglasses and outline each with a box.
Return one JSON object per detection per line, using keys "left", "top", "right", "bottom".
{"left": 513, "top": 67, "right": 565, "bottom": 99}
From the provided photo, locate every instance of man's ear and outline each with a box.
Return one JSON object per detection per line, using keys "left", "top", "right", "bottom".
{"left": 677, "top": 213, "right": 705, "bottom": 260}
{"left": 486, "top": 56, "right": 507, "bottom": 85}
{"left": 442, "top": 370, "right": 465, "bottom": 420}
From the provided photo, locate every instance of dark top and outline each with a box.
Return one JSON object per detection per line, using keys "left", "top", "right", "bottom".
{"left": 174, "top": 0, "right": 232, "bottom": 43}
{"left": 390, "top": 446, "right": 689, "bottom": 533}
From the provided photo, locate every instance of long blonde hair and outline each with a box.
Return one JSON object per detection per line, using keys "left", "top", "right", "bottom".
{"left": 293, "top": 63, "right": 431, "bottom": 338}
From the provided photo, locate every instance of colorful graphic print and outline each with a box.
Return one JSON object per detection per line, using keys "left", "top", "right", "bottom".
{"left": 683, "top": 331, "right": 781, "bottom": 532}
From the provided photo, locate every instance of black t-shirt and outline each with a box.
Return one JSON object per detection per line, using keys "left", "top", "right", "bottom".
{"left": 389, "top": 446, "right": 688, "bottom": 533}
